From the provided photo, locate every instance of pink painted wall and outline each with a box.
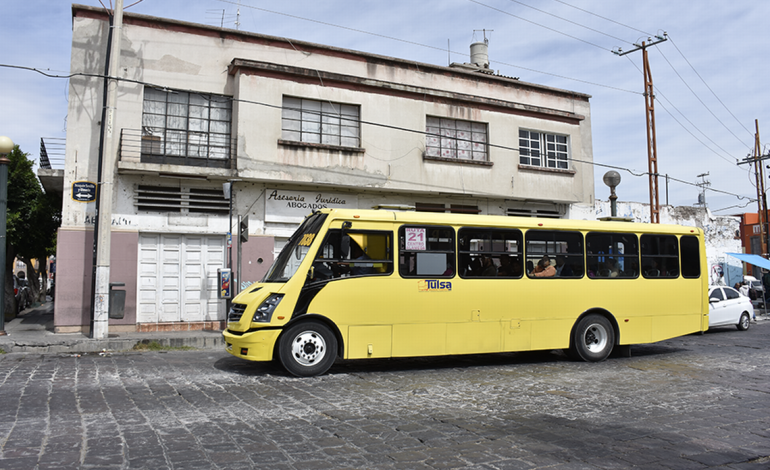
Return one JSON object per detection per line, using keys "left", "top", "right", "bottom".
{"left": 54, "top": 229, "right": 138, "bottom": 330}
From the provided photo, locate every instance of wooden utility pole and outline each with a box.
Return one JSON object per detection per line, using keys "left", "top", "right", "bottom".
{"left": 753, "top": 121, "right": 767, "bottom": 257}
{"left": 738, "top": 120, "right": 768, "bottom": 258}
{"left": 615, "top": 34, "right": 668, "bottom": 223}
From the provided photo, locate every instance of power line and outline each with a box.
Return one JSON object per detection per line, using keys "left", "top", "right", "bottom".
{"left": 1, "top": 63, "right": 752, "bottom": 203}
{"left": 216, "top": 0, "right": 641, "bottom": 95}
{"left": 667, "top": 35, "right": 755, "bottom": 140}
{"left": 468, "top": 0, "right": 613, "bottom": 52}
{"left": 654, "top": 40, "right": 751, "bottom": 153}
{"left": 550, "top": 0, "right": 654, "bottom": 37}
{"left": 502, "top": 0, "right": 634, "bottom": 46}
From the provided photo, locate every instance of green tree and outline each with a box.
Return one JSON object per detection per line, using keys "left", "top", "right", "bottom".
{"left": 4, "top": 145, "right": 61, "bottom": 315}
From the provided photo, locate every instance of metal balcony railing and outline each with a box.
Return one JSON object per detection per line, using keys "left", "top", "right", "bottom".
{"left": 40, "top": 137, "right": 66, "bottom": 170}
{"left": 119, "top": 128, "right": 235, "bottom": 169}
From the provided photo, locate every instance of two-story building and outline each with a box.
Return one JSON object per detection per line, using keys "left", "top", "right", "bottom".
{"left": 55, "top": 4, "right": 595, "bottom": 334}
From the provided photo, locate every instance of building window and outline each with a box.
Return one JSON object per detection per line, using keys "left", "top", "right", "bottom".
{"left": 281, "top": 97, "right": 360, "bottom": 147}
{"left": 426, "top": 117, "right": 488, "bottom": 161}
{"left": 519, "top": 130, "right": 569, "bottom": 169}
{"left": 141, "top": 87, "right": 233, "bottom": 167}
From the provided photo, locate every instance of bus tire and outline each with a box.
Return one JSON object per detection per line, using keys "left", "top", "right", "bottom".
{"left": 737, "top": 312, "right": 750, "bottom": 331}
{"left": 571, "top": 314, "right": 614, "bottom": 362}
{"left": 278, "top": 321, "right": 337, "bottom": 377}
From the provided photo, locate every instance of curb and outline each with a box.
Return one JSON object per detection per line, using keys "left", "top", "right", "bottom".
{"left": 0, "top": 334, "right": 225, "bottom": 355}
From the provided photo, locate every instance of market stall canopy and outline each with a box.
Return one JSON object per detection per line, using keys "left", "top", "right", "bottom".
{"left": 727, "top": 253, "right": 770, "bottom": 271}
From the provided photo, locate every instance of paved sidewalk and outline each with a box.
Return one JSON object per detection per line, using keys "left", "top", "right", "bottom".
{"left": 0, "top": 300, "right": 223, "bottom": 354}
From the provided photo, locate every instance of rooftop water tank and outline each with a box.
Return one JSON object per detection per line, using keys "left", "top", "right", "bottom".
{"left": 470, "top": 41, "right": 489, "bottom": 69}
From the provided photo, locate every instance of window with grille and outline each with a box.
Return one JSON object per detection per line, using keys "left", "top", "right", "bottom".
{"left": 281, "top": 97, "right": 361, "bottom": 147}
{"left": 141, "top": 87, "right": 233, "bottom": 165}
{"left": 135, "top": 185, "right": 229, "bottom": 215}
{"left": 519, "top": 129, "right": 569, "bottom": 169}
{"left": 426, "top": 117, "right": 488, "bottom": 162}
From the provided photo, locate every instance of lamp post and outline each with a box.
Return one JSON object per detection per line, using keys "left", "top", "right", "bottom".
{"left": 603, "top": 170, "right": 621, "bottom": 218}
{"left": 0, "top": 135, "right": 15, "bottom": 336}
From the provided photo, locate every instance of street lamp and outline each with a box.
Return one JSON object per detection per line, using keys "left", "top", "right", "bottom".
{"left": 603, "top": 170, "right": 621, "bottom": 218}
{"left": 0, "top": 135, "right": 15, "bottom": 336}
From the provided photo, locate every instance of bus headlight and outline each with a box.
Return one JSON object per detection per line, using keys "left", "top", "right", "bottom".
{"left": 253, "top": 294, "right": 283, "bottom": 323}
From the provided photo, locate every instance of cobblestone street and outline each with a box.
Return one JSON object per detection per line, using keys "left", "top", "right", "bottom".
{"left": 1, "top": 322, "right": 769, "bottom": 469}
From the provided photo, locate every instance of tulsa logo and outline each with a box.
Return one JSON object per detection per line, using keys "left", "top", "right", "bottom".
{"left": 418, "top": 280, "right": 452, "bottom": 292}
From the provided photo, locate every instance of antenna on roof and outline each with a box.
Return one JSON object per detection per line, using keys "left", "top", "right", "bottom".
{"left": 235, "top": 0, "right": 241, "bottom": 30}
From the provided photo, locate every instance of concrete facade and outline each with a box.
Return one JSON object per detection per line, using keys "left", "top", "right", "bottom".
{"left": 58, "top": 5, "right": 598, "bottom": 333}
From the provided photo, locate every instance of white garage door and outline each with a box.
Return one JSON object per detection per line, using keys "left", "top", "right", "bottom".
{"left": 138, "top": 234, "right": 226, "bottom": 323}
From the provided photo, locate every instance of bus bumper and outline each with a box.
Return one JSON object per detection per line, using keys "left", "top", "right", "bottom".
{"left": 223, "top": 328, "right": 281, "bottom": 362}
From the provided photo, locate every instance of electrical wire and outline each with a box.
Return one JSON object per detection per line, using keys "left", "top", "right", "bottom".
{"left": 0, "top": 62, "right": 752, "bottom": 203}
{"left": 216, "top": 0, "right": 641, "bottom": 95}
{"left": 654, "top": 39, "right": 751, "bottom": 153}
{"left": 667, "top": 35, "right": 755, "bottom": 140}
{"left": 502, "top": 0, "right": 634, "bottom": 46}
{"left": 550, "top": 0, "right": 653, "bottom": 37}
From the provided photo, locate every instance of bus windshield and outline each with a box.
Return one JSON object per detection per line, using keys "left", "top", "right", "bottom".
{"left": 262, "top": 212, "right": 328, "bottom": 283}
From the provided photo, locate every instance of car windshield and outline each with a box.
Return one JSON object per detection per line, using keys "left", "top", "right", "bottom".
{"left": 262, "top": 212, "right": 328, "bottom": 283}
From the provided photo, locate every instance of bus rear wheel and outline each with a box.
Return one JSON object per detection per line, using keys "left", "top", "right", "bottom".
{"left": 571, "top": 314, "right": 614, "bottom": 362}
{"left": 278, "top": 321, "right": 337, "bottom": 377}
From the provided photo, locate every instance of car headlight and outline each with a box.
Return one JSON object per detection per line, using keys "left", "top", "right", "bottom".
{"left": 253, "top": 294, "right": 283, "bottom": 323}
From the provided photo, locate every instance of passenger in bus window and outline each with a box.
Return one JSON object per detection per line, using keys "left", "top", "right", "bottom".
{"left": 481, "top": 256, "right": 497, "bottom": 276}
{"left": 497, "top": 254, "right": 513, "bottom": 276}
{"left": 555, "top": 255, "right": 573, "bottom": 277}
{"left": 533, "top": 256, "right": 556, "bottom": 277}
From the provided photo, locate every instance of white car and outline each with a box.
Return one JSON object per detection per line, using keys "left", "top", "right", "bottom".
{"left": 708, "top": 286, "right": 753, "bottom": 331}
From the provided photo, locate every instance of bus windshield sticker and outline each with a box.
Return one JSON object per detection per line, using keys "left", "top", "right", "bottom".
{"left": 418, "top": 280, "right": 452, "bottom": 292}
{"left": 298, "top": 233, "right": 316, "bottom": 247}
{"left": 405, "top": 228, "right": 426, "bottom": 251}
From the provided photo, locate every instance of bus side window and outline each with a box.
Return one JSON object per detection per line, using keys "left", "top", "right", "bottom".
{"left": 586, "top": 232, "right": 639, "bottom": 279}
{"left": 525, "top": 230, "right": 584, "bottom": 278}
{"left": 399, "top": 226, "right": 455, "bottom": 278}
{"left": 458, "top": 228, "right": 522, "bottom": 278}
{"left": 680, "top": 235, "right": 701, "bottom": 278}
{"left": 312, "top": 230, "right": 393, "bottom": 281}
{"left": 641, "top": 234, "right": 679, "bottom": 278}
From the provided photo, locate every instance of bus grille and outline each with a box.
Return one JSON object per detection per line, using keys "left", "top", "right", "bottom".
{"left": 228, "top": 303, "right": 247, "bottom": 322}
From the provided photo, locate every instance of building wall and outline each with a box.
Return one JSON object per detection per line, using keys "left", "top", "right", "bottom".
{"left": 58, "top": 5, "right": 598, "bottom": 331}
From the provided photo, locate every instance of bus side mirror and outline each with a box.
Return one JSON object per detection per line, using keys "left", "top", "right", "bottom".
{"left": 308, "top": 266, "right": 314, "bottom": 279}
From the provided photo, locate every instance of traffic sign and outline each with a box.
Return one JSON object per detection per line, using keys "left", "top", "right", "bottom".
{"left": 72, "top": 181, "right": 97, "bottom": 203}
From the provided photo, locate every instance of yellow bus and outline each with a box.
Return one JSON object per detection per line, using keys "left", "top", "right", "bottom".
{"left": 223, "top": 208, "right": 708, "bottom": 376}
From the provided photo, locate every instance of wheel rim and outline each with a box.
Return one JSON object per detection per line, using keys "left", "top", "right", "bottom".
{"left": 741, "top": 314, "right": 749, "bottom": 329}
{"left": 290, "top": 330, "right": 327, "bottom": 366}
{"left": 583, "top": 323, "right": 609, "bottom": 353}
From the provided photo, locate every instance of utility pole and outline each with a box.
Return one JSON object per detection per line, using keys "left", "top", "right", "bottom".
{"left": 92, "top": 0, "right": 124, "bottom": 339}
{"left": 738, "top": 120, "right": 769, "bottom": 258}
{"left": 614, "top": 33, "right": 668, "bottom": 224}
{"left": 695, "top": 173, "right": 710, "bottom": 209}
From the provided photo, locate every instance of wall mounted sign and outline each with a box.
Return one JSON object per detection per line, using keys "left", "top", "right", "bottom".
{"left": 72, "top": 181, "right": 97, "bottom": 203}
{"left": 265, "top": 188, "right": 357, "bottom": 222}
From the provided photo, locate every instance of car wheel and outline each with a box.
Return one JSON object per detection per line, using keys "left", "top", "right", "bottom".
{"left": 278, "top": 321, "right": 337, "bottom": 377}
{"left": 737, "top": 312, "right": 750, "bottom": 331}
{"left": 570, "top": 314, "right": 615, "bottom": 362}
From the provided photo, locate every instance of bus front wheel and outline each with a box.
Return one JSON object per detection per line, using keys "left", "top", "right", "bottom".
{"left": 571, "top": 314, "right": 614, "bottom": 362}
{"left": 278, "top": 321, "right": 337, "bottom": 377}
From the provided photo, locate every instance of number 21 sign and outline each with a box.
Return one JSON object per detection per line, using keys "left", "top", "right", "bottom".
{"left": 405, "top": 228, "right": 426, "bottom": 251}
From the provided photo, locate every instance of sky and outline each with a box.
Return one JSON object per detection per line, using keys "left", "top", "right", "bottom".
{"left": 2, "top": 0, "right": 769, "bottom": 214}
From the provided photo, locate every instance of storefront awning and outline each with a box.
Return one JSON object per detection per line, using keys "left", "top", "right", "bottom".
{"left": 727, "top": 253, "right": 770, "bottom": 271}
